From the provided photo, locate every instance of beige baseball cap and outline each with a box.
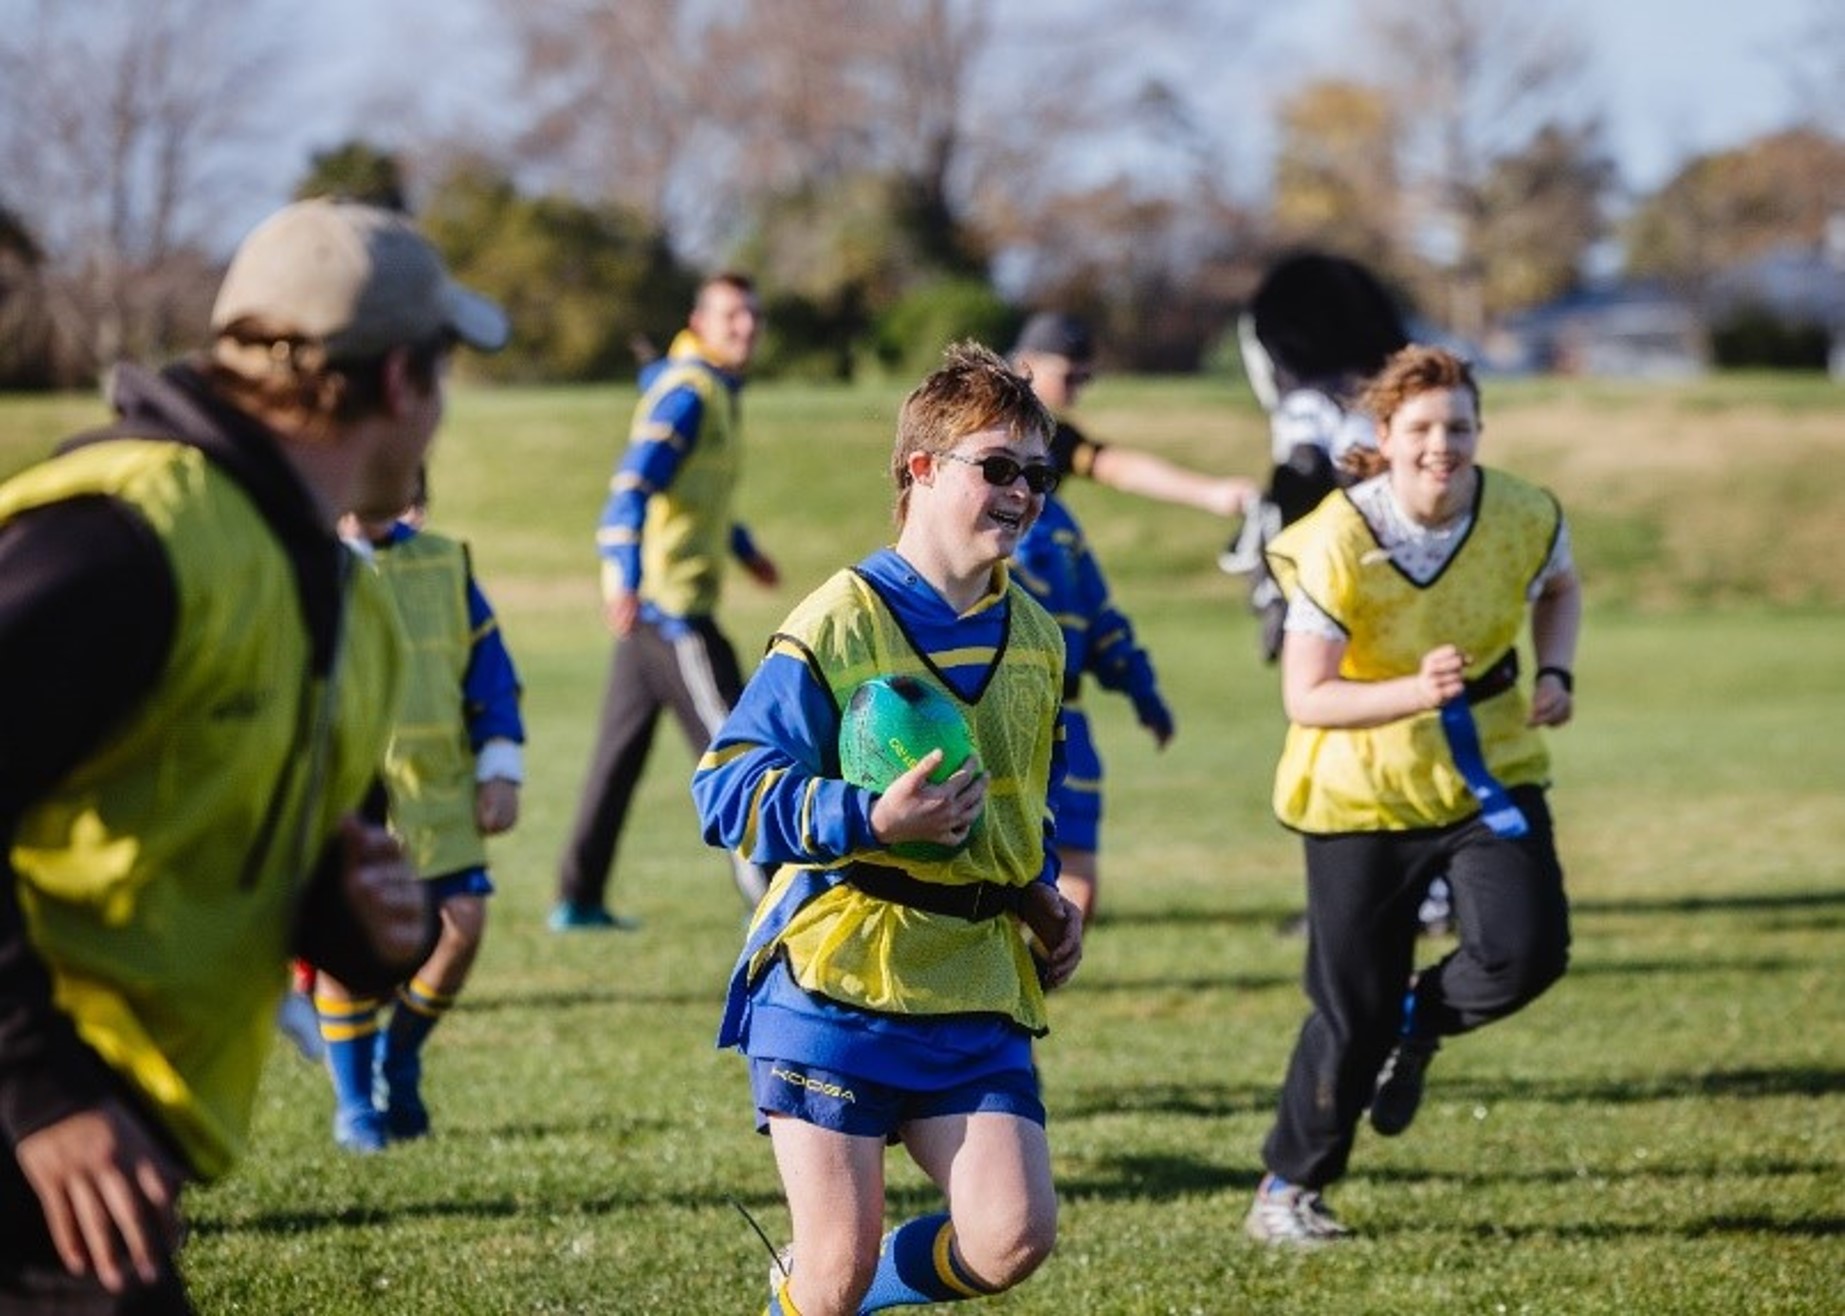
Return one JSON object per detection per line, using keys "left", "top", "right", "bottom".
{"left": 211, "top": 199, "right": 508, "bottom": 359}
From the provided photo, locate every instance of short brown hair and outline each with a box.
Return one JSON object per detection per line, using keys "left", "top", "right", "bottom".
{"left": 1359, "top": 344, "right": 1482, "bottom": 430}
{"left": 205, "top": 317, "right": 447, "bottom": 435}
{"left": 890, "top": 341, "right": 1054, "bottom": 522}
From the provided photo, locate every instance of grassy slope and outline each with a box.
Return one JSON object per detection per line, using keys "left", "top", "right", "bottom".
{"left": 2, "top": 375, "right": 1841, "bottom": 1313}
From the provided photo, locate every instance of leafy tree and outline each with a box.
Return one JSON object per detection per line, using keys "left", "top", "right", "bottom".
{"left": 295, "top": 142, "right": 409, "bottom": 211}
{"left": 1623, "top": 129, "right": 1845, "bottom": 290}
{"left": 1709, "top": 303, "right": 1831, "bottom": 370}
{"left": 419, "top": 164, "right": 696, "bottom": 384}
{"left": 1271, "top": 80, "right": 1404, "bottom": 280}
{"left": 1475, "top": 122, "right": 1615, "bottom": 316}
{"left": 870, "top": 278, "right": 1013, "bottom": 379}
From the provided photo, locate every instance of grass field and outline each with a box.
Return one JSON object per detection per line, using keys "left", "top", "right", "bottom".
{"left": 3, "top": 373, "right": 1842, "bottom": 1313}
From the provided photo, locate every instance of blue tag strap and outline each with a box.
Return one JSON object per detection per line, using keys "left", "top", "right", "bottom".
{"left": 1437, "top": 698, "right": 1529, "bottom": 839}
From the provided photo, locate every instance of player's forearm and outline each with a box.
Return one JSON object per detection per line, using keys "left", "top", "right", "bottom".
{"left": 1089, "top": 447, "right": 1252, "bottom": 516}
{"left": 1531, "top": 570, "right": 1583, "bottom": 674}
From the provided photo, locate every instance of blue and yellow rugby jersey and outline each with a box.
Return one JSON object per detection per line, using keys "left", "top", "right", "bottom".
{"left": 594, "top": 329, "right": 764, "bottom": 624}
{"left": 1011, "top": 494, "right": 1154, "bottom": 699}
{"left": 367, "top": 522, "right": 524, "bottom": 880}
{"left": 694, "top": 548, "right": 1066, "bottom": 1080}
{"left": 1010, "top": 493, "right": 1166, "bottom": 849}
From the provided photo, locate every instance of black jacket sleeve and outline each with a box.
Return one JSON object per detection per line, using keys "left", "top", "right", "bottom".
{"left": 0, "top": 496, "right": 177, "bottom": 1145}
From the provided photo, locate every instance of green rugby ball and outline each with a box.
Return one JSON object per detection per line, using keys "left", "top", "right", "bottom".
{"left": 839, "top": 674, "right": 979, "bottom": 859}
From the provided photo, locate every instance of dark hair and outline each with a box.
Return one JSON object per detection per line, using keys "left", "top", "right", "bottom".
{"left": 1249, "top": 252, "right": 1408, "bottom": 394}
{"left": 698, "top": 270, "right": 756, "bottom": 302}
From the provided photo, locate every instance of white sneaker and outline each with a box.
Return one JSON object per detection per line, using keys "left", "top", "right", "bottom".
{"left": 275, "top": 990, "right": 323, "bottom": 1063}
{"left": 1244, "top": 1175, "right": 1354, "bottom": 1245}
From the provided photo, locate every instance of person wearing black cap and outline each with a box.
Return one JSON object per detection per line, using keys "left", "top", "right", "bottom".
{"left": 1010, "top": 312, "right": 1259, "bottom": 516}
{"left": 1006, "top": 313, "right": 1250, "bottom": 927}
{"left": 0, "top": 198, "right": 504, "bottom": 1310}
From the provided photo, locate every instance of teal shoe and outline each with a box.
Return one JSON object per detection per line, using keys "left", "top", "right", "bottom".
{"left": 547, "top": 901, "right": 641, "bottom": 932}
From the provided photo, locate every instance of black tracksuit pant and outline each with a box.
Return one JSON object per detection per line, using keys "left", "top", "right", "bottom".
{"left": 556, "top": 614, "right": 766, "bottom": 912}
{"left": 1260, "top": 784, "right": 1571, "bottom": 1189}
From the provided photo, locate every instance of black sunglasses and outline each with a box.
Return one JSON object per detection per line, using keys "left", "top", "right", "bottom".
{"left": 940, "top": 452, "right": 1059, "bottom": 495}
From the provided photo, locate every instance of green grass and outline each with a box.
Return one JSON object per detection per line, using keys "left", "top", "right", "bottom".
{"left": 3, "top": 376, "right": 1843, "bottom": 1312}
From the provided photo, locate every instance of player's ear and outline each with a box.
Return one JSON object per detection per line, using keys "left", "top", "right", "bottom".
{"left": 907, "top": 450, "right": 936, "bottom": 486}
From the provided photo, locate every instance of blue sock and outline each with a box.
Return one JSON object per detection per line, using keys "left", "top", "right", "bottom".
{"left": 858, "top": 1213, "right": 993, "bottom": 1312}
{"left": 381, "top": 978, "right": 449, "bottom": 1087}
{"left": 316, "top": 993, "right": 382, "bottom": 1121}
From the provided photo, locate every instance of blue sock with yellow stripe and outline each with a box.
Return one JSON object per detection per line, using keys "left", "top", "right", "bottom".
{"left": 379, "top": 976, "right": 454, "bottom": 1138}
{"left": 316, "top": 993, "right": 384, "bottom": 1148}
{"left": 858, "top": 1213, "right": 993, "bottom": 1311}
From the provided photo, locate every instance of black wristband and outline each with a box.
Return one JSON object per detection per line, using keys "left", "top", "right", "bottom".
{"left": 1536, "top": 665, "right": 1574, "bottom": 693}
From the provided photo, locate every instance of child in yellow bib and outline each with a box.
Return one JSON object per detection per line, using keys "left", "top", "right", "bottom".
{"left": 1245, "top": 345, "right": 1583, "bottom": 1247}
{"left": 694, "top": 342, "right": 1084, "bottom": 1315}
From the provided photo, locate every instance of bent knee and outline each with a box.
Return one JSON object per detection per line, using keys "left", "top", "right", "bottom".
{"left": 791, "top": 1247, "right": 879, "bottom": 1313}
{"left": 1476, "top": 943, "right": 1569, "bottom": 1014}
{"left": 957, "top": 1208, "right": 1058, "bottom": 1290}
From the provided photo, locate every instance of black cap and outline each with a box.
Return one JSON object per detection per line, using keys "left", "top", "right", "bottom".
{"left": 1011, "top": 312, "right": 1095, "bottom": 364}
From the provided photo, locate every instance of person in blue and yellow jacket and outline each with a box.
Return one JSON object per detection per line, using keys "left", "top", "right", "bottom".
{"left": 1243, "top": 345, "right": 1582, "bottom": 1248}
{"left": 553, "top": 272, "right": 781, "bottom": 932}
{"left": 0, "top": 199, "right": 501, "bottom": 1311}
{"left": 1010, "top": 483, "right": 1172, "bottom": 925}
{"left": 693, "top": 342, "right": 1084, "bottom": 1316}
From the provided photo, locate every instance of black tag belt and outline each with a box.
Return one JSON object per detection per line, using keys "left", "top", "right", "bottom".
{"left": 844, "top": 862, "right": 1025, "bottom": 922}
{"left": 1463, "top": 648, "right": 1519, "bottom": 705}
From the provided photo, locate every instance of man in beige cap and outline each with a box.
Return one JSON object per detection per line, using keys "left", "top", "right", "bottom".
{"left": 0, "top": 198, "right": 506, "bottom": 1311}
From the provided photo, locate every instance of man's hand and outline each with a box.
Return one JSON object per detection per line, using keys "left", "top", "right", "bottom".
{"left": 743, "top": 551, "right": 780, "bottom": 588}
{"left": 1019, "top": 882, "right": 1083, "bottom": 989}
{"left": 337, "top": 815, "right": 433, "bottom": 973}
{"left": 475, "top": 778, "right": 520, "bottom": 835}
{"left": 602, "top": 591, "right": 640, "bottom": 636}
{"left": 14, "top": 1099, "right": 187, "bottom": 1293}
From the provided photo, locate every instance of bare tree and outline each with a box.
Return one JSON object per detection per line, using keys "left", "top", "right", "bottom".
{"left": 0, "top": 0, "right": 284, "bottom": 374}
{"left": 1475, "top": 122, "right": 1615, "bottom": 314}
{"left": 488, "top": 0, "right": 1265, "bottom": 295}
{"left": 495, "top": 0, "right": 708, "bottom": 242}
{"left": 1359, "top": 0, "right": 1601, "bottom": 337}
{"left": 1783, "top": 0, "right": 1845, "bottom": 139}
